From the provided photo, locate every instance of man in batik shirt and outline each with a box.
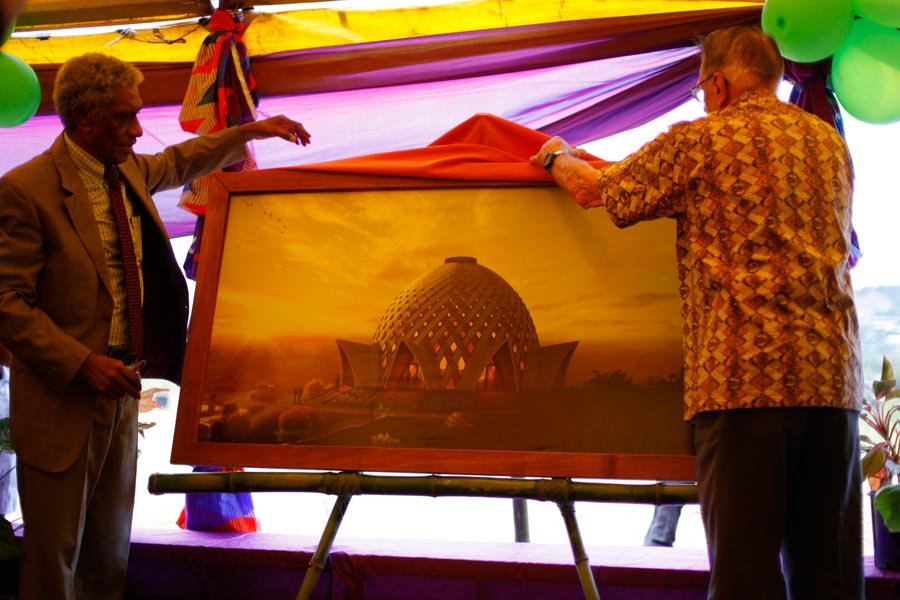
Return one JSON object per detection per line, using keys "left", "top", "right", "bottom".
{"left": 533, "top": 26, "right": 863, "bottom": 599}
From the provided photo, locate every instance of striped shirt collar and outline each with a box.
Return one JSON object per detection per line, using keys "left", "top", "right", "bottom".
{"left": 64, "top": 132, "right": 107, "bottom": 183}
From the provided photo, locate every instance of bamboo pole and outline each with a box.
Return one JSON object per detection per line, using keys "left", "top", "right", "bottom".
{"left": 149, "top": 471, "right": 698, "bottom": 505}
{"left": 558, "top": 500, "right": 601, "bottom": 600}
{"left": 148, "top": 471, "right": 698, "bottom": 600}
{"left": 295, "top": 494, "right": 352, "bottom": 600}
{"left": 513, "top": 498, "right": 530, "bottom": 542}
{"left": 512, "top": 474, "right": 530, "bottom": 542}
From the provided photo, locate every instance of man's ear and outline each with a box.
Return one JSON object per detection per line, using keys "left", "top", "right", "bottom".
{"left": 72, "top": 109, "right": 94, "bottom": 133}
{"left": 708, "top": 71, "right": 730, "bottom": 109}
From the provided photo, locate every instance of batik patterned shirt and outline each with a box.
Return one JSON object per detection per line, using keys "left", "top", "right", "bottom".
{"left": 582, "top": 89, "right": 863, "bottom": 420}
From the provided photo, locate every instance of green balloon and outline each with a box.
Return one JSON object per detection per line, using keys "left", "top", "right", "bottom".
{"left": 762, "top": 0, "right": 854, "bottom": 63}
{"left": 853, "top": 0, "right": 900, "bottom": 27}
{"left": 1, "top": 16, "right": 14, "bottom": 47}
{"left": 0, "top": 52, "right": 40, "bottom": 127}
{"left": 833, "top": 18, "right": 900, "bottom": 124}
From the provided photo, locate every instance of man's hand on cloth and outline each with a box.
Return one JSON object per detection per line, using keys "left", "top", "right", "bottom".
{"left": 529, "top": 136, "right": 587, "bottom": 170}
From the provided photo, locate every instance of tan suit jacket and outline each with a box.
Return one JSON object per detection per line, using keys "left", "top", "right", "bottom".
{"left": 0, "top": 127, "right": 247, "bottom": 472}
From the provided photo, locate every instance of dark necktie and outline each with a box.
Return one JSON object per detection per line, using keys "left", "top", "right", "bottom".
{"left": 104, "top": 166, "right": 144, "bottom": 359}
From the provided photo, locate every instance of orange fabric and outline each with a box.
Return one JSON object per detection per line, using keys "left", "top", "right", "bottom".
{"left": 293, "top": 113, "right": 610, "bottom": 181}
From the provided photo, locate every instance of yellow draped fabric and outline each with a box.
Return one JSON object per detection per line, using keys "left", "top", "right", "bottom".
{"left": 5, "top": 0, "right": 762, "bottom": 66}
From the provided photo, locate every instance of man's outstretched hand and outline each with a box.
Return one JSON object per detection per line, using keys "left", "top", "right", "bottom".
{"left": 240, "top": 116, "right": 311, "bottom": 146}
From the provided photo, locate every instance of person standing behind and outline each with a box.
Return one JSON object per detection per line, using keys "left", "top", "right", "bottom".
{"left": 0, "top": 344, "right": 15, "bottom": 518}
{"left": 0, "top": 52, "right": 310, "bottom": 600}
{"left": 533, "top": 26, "right": 863, "bottom": 599}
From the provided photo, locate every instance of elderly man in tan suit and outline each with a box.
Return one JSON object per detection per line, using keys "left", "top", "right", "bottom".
{"left": 0, "top": 53, "right": 310, "bottom": 599}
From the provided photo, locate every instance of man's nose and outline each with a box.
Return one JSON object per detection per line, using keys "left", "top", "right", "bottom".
{"left": 129, "top": 119, "right": 143, "bottom": 138}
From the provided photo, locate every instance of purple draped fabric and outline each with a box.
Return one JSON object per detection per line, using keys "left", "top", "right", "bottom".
{"left": 249, "top": 7, "right": 761, "bottom": 145}
{"left": 1, "top": 7, "right": 762, "bottom": 237}
{"left": 0, "top": 46, "right": 710, "bottom": 238}
{"left": 785, "top": 59, "right": 844, "bottom": 135}
{"left": 539, "top": 53, "right": 702, "bottom": 144}
{"left": 249, "top": 7, "right": 761, "bottom": 96}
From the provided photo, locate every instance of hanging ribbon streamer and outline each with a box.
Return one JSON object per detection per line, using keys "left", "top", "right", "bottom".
{"left": 174, "top": 9, "right": 262, "bottom": 531}
{"left": 178, "top": 8, "right": 259, "bottom": 278}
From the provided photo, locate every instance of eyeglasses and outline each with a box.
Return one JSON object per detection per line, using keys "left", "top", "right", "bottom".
{"left": 690, "top": 74, "right": 715, "bottom": 102}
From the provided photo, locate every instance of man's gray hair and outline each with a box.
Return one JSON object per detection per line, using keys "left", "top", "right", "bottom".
{"left": 53, "top": 53, "right": 144, "bottom": 130}
{"left": 700, "top": 26, "right": 784, "bottom": 92}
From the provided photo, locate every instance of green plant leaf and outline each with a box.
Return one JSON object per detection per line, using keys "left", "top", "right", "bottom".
{"left": 882, "top": 356, "right": 896, "bottom": 383}
{"left": 0, "top": 516, "right": 22, "bottom": 560}
{"left": 864, "top": 445, "right": 889, "bottom": 478}
{"left": 860, "top": 356, "right": 899, "bottom": 474}
{"left": 861, "top": 433, "right": 879, "bottom": 447}
{"left": 875, "top": 379, "right": 897, "bottom": 400}
{"left": 0, "top": 417, "right": 12, "bottom": 454}
{"left": 875, "top": 484, "right": 900, "bottom": 533}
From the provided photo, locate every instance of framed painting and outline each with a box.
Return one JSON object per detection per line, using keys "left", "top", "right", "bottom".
{"left": 171, "top": 169, "right": 694, "bottom": 481}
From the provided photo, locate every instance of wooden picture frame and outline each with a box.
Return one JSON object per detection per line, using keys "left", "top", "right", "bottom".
{"left": 171, "top": 169, "right": 695, "bottom": 481}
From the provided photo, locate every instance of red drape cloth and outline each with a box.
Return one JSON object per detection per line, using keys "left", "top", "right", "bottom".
{"left": 291, "top": 106, "right": 863, "bottom": 269}
{"left": 293, "top": 113, "right": 610, "bottom": 180}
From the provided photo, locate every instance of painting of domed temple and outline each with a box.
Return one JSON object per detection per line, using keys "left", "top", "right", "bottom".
{"left": 337, "top": 256, "right": 577, "bottom": 394}
{"left": 174, "top": 177, "right": 692, "bottom": 479}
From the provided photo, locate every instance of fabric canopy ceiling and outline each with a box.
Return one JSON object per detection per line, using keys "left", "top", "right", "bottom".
{"left": 10, "top": 0, "right": 762, "bottom": 34}
{"left": 3, "top": 0, "right": 762, "bottom": 77}
{"left": 13, "top": 0, "right": 368, "bottom": 31}
{"left": 14, "top": 0, "right": 216, "bottom": 30}
{"left": 0, "top": 1, "right": 763, "bottom": 237}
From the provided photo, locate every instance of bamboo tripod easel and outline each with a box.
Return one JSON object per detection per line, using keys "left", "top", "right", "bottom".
{"left": 149, "top": 470, "right": 698, "bottom": 600}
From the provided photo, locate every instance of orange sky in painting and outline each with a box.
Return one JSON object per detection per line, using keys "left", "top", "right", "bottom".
{"left": 209, "top": 187, "right": 683, "bottom": 383}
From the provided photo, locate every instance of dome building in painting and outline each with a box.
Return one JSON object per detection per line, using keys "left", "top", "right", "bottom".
{"left": 336, "top": 257, "right": 578, "bottom": 393}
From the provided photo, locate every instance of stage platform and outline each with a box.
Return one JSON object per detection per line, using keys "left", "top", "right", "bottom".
{"left": 3, "top": 529, "right": 900, "bottom": 599}
{"left": 124, "top": 529, "right": 900, "bottom": 599}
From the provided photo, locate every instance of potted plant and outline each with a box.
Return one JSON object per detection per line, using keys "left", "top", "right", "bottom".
{"left": 860, "top": 355, "right": 900, "bottom": 569}
{"left": 0, "top": 417, "right": 21, "bottom": 562}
